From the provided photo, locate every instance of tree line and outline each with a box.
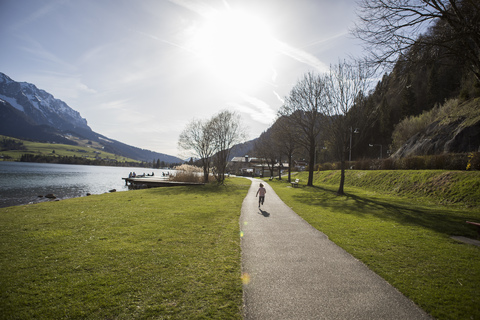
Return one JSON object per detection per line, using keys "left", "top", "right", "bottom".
{"left": 17, "top": 154, "right": 181, "bottom": 168}
{"left": 18, "top": 154, "right": 142, "bottom": 167}
{"left": 1, "top": 138, "right": 26, "bottom": 151}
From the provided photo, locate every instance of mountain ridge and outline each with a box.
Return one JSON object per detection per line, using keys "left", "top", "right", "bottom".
{"left": 0, "top": 72, "right": 182, "bottom": 164}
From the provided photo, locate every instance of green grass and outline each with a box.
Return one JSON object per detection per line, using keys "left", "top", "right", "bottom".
{"left": 0, "top": 135, "right": 138, "bottom": 162}
{"left": 268, "top": 171, "right": 480, "bottom": 320}
{"left": 0, "top": 178, "right": 250, "bottom": 319}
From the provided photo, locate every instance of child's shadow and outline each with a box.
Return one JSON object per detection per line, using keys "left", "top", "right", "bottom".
{"left": 258, "top": 209, "right": 270, "bottom": 217}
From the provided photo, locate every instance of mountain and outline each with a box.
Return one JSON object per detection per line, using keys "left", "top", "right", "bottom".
{"left": 0, "top": 72, "right": 182, "bottom": 164}
{"left": 229, "top": 138, "right": 257, "bottom": 158}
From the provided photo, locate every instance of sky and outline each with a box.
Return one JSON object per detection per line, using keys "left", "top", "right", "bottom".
{"left": 0, "top": 0, "right": 363, "bottom": 158}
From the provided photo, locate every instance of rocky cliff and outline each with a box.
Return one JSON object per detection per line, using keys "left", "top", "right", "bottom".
{"left": 392, "top": 98, "right": 480, "bottom": 158}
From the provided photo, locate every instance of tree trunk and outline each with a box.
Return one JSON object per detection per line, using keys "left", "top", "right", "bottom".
{"left": 288, "top": 155, "right": 292, "bottom": 183}
{"left": 203, "top": 169, "right": 209, "bottom": 183}
{"left": 278, "top": 159, "right": 282, "bottom": 180}
{"left": 307, "top": 144, "right": 315, "bottom": 186}
{"left": 201, "top": 159, "right": 210, "bottom": 183}
{"left": 337, "top": 158, "right": 345, "bottom": 195}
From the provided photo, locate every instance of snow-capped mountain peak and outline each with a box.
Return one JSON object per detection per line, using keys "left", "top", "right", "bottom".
{"left": 0, "top": 72, "right": 90, "bottom": 131}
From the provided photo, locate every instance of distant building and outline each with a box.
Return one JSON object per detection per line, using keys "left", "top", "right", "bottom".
{"left": 229, "top": 155, "right": 289, "bottom": 177}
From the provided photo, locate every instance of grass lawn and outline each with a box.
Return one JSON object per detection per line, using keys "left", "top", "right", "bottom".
{"left": 268, "top": 171, "right": 480, "bottom": 320}
{"left": 0, "top": 178, "right": 250, "bottom": 319}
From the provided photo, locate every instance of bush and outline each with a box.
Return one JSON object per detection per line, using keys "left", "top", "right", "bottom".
{"left": 317, "top": 162, "right": 337, "bottom": 171}
{"left": 381, "top": 158, "right": 395, "bottom": 170}
{"left": 466, "top": 152, "right": 480, "bottom": 170}
{"left": 314, "top": 153, "right": 471, "bottom": 171}
{"left": 391, "top": 106, "right": 441, "bottom": 151}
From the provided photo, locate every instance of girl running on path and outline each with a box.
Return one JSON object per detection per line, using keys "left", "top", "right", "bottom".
{"left": 256, "top": 183, "right": 266, "bottom": 207}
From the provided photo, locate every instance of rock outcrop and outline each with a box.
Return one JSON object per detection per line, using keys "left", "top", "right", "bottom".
{"left": 392, "top": 99, "right": 480, "bottom": 158}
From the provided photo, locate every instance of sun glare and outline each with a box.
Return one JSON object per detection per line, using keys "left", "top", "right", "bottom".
{"left": 191, "top": 9, "right": 276, "bottom": 90}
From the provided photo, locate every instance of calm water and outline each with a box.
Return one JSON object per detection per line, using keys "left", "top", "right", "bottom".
{"left": 0, "top": 162, "right": 173, "bottom": 208}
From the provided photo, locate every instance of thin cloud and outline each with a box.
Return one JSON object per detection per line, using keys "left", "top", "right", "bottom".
{"left": 167, "top": 0, "right": 215, "bottom": 17}
{"left": 274, "top": 40, "right": 329, "bottom": 73}
{"left": 8, "top": 0, "right": 67, "bottom": 31}
{"left": 273, "top": 91, "right": 285, "bottom": 104}
{"left": 303, "top": 31, "right": 349, "bottom": 49}
{"left": 20, "top": 37, "right": 75, "bottom": 72}
{"left": 231, "top": 93, "right": 277, "bottom": 124}
{"left": 136, "top": 30, "right": 193, "bottom": 53}
{"left": 271, "top": 67, "right": 278, "bottom": 82}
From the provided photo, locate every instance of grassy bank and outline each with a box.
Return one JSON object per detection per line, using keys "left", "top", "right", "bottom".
{"left": 268, "top": 171, "right": 480, "bottom": 320}
{"left": 0, "top": 178, "right": 250, "bottom": 319}
{"left": 309, "top": 170, "right": 480, "bottom": 207}
{"left": 1, "top": 135, "right": 139, "bottom": 163}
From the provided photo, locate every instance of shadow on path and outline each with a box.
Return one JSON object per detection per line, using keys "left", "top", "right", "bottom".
{"left": 258, "top": 208, "right": 270, "bottom": 217}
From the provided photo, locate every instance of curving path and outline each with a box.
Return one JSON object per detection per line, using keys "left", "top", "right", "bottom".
{"left": 240, "top": 178, "right": 432, "bottom": 320}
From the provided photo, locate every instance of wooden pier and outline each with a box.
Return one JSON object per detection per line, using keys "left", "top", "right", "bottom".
{"left": 122, "top": 177, "right": 204, "bottom": 188}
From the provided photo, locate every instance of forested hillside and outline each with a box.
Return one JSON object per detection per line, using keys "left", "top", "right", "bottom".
{"left": 356, "top": 2, "right": 480, "bottom": 159}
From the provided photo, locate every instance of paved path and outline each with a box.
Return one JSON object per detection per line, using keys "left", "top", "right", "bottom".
{"left": 240, "top": 178, "right": 432, "bottom": 320}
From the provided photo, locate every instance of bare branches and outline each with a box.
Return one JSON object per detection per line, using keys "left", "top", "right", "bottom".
{"left": 324, "top": 60, "right": 373, "bottom": 195}
{"left": 178, "top": 110, "right": 245, "bottom": 183}
{"left": 354, "top": 0, "right": 480, "bottom": 81}
{"left": 210, "top": 110, "right": 246, "bottom": 183}
{"left": 178, "top": 118, "right": 216, "bottom": 183}
{"left": 279, "top": 72, "right": 328, "bottom": 186}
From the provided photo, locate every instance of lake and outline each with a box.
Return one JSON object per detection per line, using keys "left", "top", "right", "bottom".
{"left": 0, "top": 162, "right": 173, "bottom": 208}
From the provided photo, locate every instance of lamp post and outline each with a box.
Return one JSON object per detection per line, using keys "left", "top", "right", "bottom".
{"left": 349, "top": 127, "right": 359, "bottom": 162}
{"left": 369, "top": 144, "right": 383, "bottom": 159}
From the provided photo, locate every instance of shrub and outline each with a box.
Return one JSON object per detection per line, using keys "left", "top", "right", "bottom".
{"left": 317, "top": 162, "right": 338, "bottom": 171}
{"left": 315, "top": 153, "right": 472, "bottom": 171}
{"left": 381, "top": 158, "right": 395, "bottom": 170}
{"left": 391, "top": 106, "right": 441, "bottom": 151}
{"left": 466, "top": 152, "right": 480, "bottom": 170}
{"left": 425, "top": 154, "right": 446, "bottom": 169}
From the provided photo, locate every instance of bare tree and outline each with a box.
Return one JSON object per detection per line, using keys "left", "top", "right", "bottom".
{"left": 254, "top": 130, "right": 280, "bottom": 179}
{"left": 279, "top": 72, "right": 327, "bottom": 186}
{"left": 271, "top": 116, "right": 301, "bottom": 182}
{"left": 178, "top": 119, "right": 215, "bottom": 183}
{"left": 324, "top": 60, "right": 372, "bottom": 195}
{"left": 210, "top": 110, "right": 246, "bottom": 183}
{"left": 354, "top": 0, "right": 480, "bottom": 82}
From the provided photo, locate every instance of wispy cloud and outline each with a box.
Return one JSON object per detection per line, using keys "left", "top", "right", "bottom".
{"left": 230, "top": 93, "right": 277, "bottom": 124}
{"left": 274, "top": 40, "right": 329, "bottom": 73}
{"left": 167, "top": 0, "right": 216, "bottom": 17}
{"left": 19, "top": 37, "right": 75, "bottom": 72}
{"left": 273, "top": 91, "right": 285, "bottom": 104}
{"left": 135, "top": 30, "right": 193, "bottom": 53}
{"left": 9, "top": 0, "right": 67, "bottom": 31}
{"left": 271, "top": 67, "right": 278, "bottom": 82}
{"left": 25, "top": 71, "right": 96, "bottom": 101}
{"left": 303, "top": 31, "right": 349, "bottom": 49}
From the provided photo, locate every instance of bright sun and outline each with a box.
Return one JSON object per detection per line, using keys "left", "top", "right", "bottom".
{"left": 191, "top": 9, "right": 276, "bottom": 90}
